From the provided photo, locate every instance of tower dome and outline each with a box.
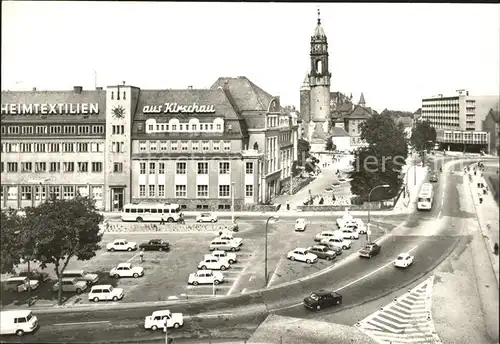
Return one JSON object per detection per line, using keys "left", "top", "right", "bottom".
{"left": 313, "top": 8, "right": 326, "bottom": 38}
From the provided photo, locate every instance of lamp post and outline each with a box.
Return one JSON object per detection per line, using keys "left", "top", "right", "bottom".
{"left": 164, "top": 317, "right": 168, "bottom": 344}
{"left": 367, "top": 184, "right": 390, "bottom": 242}
{"left": 265, "top": 215, "right": 280, "bottom": 287}
{"left": 231, "top": 182, "right": 235, "bottom": 224}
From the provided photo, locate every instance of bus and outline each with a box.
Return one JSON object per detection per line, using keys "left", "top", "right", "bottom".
{"left": 417, "top": 183, "right": 434, "bottom": 211}
{"left": 121, "top": 203, "right": 183, "bottom": 222}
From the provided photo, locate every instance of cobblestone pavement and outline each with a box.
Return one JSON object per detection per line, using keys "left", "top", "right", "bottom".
{"left": 357, "top": 275, "right": 441, "bottom": 344}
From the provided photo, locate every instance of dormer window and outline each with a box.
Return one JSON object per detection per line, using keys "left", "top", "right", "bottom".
{"left": 172, "top": 125, "right": 177, "bottom": 131}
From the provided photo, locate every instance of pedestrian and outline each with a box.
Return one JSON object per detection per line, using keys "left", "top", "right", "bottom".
{"left": 139, "top": 250, "right": 144, "bottom": 264}
{"left": 286, "top": 200, "right": 290, "bottom": 211}
{"left": 160, "top": 216, "right": 165, "bottom": 225}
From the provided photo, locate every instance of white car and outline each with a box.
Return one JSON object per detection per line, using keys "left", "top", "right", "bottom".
{"left": 188, "top": 270, "right": 224, "bottom": 285}
{"left": 106, "top": 239, "right": 138, "bottom": 252}
{"left": 88, "top": 285, "right": 124, "bottom": 302}
{"left": 394, "top": 253, "right": 414, "bottom": 268}
{"left": 320, "top": 237, "right": 352, "bottom": 250}
{"left": 336, "top": 217, "right": 357, "bottom": 228}
{"left": 356, "top": 223, "right": 367, "bottom": 234}
{"left": 109, "top": 263, "right": 144, "bottom": 278}
{"left": 198, "top": 257, "right": 230, "bottom": 271}
{"left": 205, "top": 250, "right": 237, "bottom": 264}
{"left": 335, "top": 228, "right": 359, "bottom": 240}
{"left": 209, "top": 238, "right": 241, "bottom": 252}
{"left": 314, "top": 230, "right": 337, "bottom": 242}
{"left": 196, "top": 213, "right": 218, "bottom": 223}
{"left": 287, "top": 248, "right": 318, "bottom": 264}
{"left": 218, "top": 233, "right": 243, "bottom": 246}
{"left": 295, "top": 218, "right": 307, "bottom": 232}
{"left": 144, "top": 310, "right": 184, "bottom": 331}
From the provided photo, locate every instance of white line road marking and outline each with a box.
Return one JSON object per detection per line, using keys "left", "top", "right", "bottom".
{"left": 437, "top": 211, "right": 442, "bottom": 219}
{"left": 54, "top": 321, "right": 110, "bottom": 326}
{"left": 242, "top": 288, "right": 247, "bottom": 294}
{"left": 249, "top": 275, "right": 255, "bottom": 282}
{"left": 192, "top": 313, "right": 233, "bottom": 318}
{"left": 127, "top": 252, "right": 141, "bottom": 262}
{"left": 271, "top": 245, "right": 420, "bottom": 311}
{"left": 267, "top": 255, "right": 287, "bottom": 287}
{"left": 226, "top": 247, "right": 260, "bottom": 296}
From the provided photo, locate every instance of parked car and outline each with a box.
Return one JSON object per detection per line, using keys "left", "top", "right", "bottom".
{"left": 197, "top": 257, "right": 230, "bottom": 271}
{"left": 144, "top": 310, "right": 184, "bottom": 331}
{"left": 287, "top": 248, "right": 318, "bottom": 264}
{"left": 320, "top": 237, "right": 352, "bottom": 250}
{"left": 88, "top": 285, "right": 124, "bottom": 302}
{"left": 321, "top": 242, "right": 343, "bottom": 255}
{"left": 139, "top": 239, "right": 170, "bottom": 251}
{"left": 62, "top": 270, "right": 99, "bottom": 285}
{"left": 209, "top": 238, "right": 241, "bottom": 252}
{"left": 109, "top": 263, "right": 144, "bottom": 278}
{"left": 188, "top": 270, "right": 224, "bottom": 285}
{"left": 205, "top": 250, "right": 237, "bottom": 264}
{"left": 0, "top": 310, "right": 39, "bottom": 336}
{"left": 196, "top": 213, "right": 218, "bottom": 223}
{"left": 303, "top": 290, "right": 342, "bottom": 311}
{"left": 106, "top": 239, "right": 137, "bottom": 252}
{"left": 306, "top": 245, "right": 337, "bottom": 261}
{"left": 16, "top": 269, "right": 50, "bottom": 283}
{"left": 359, "top": 242, "right": 381, "bottom": 258}
{"left": 3, "top": 277, "right": 40, "bottom": 293}
{"left": 430, "top": 173, "right": 438, "bottom": 182}
{"left": 218, "top": 233, "right": 243, "bottom": 246}
{"left": 356, "top": 222, "right": 367, "bottom": 235}
{"left": 314, "top": 230, "right": 337, "bottom": 242}
{"left": 295, "top": 218, "right": 307, "bottom": 232}
{"left": 336, "top": 217, "right": 358, "bottom": 229}
{"left": 52, "top": 278, "right": 88, "bottom": 294}
{"left": 394, "top": 253, "right": 414, "bottom": 268}
{"left": 335, "top": 228, "right": 359, "bottom": 240}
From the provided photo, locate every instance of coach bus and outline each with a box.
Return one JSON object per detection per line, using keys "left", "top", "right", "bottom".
{"left": 121, "top": 203, "right": 183, "bottom": 222}
{"left": 417, "top": 183, "right": 434, "bottom": 211}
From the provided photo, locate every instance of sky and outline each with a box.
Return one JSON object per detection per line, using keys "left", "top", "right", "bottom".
{"left": 2, "top": 2, "right": 499, "bottom": 113}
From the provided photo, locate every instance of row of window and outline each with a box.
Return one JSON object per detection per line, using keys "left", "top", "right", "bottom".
{"left": 138, "top": 140, "right": 231, "bottom": 152}
{"left": 1, "top": 142, "right": 104, "bottom": 153}
{"left": 138, "top": 161, "right": 254, "bottom": 175}
{"left": 148, "top": 122, "right": 222, "bottom": 132}
{"left": 1, "top": 125, "right": 105, "bottom": 135}
{"left": 2, "top": 162, "right": 103, "bottom": 173}
{"left": 138, "top": 184, "right": 254, "bottom": 198}
{"left": 111, "top": 125, "right": 125, "bottom": 135}
{"left": 1, "top": 185, "right": 103, "bottom": 201}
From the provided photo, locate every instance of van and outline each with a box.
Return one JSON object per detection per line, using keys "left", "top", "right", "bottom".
{"left": 62, "top": 270, "right": 99, "bottom": 285}
{"left": 3, "top": 277, "right": 40, "bottom": 293}
{"left": 0, "top": 310, "right": 38, "bottom": 336}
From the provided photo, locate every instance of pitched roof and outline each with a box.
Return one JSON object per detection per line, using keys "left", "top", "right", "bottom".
{"left": 347, "top": 104, "right": 372, "bottom": 119}
{"left": 330, "top": 127, "right": 349, "bottom": 137}
{"left": 487, "top": 109, "right": 500, "bottom": 123}
{"left": 1, "top": 89, "right": 106, "bottom": 122}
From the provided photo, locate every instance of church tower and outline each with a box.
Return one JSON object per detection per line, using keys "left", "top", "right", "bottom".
{"left": 307, "top": 9, "right": 331, "bottom": 150}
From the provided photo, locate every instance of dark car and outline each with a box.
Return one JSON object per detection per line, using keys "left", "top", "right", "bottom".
{"left": 430, "top": 173, "right": 438, "bottom": 182}
{"left": 306, "top": 245, "right": 337, "bottom": 261}
{"left": 16, "top": 269, "right": 50, "bottom": 283}
{"left": 359, "top": 242, "right": 381, "bottom": 258}
{"left": 303, "top": 290, "right": 342, "bottom": 311}
{"left": 139, "top": 239, "right": 170, "bottom": 251}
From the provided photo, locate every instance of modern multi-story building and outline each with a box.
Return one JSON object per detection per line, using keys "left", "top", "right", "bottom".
{"left": 420, "top": 90, "right": 499, "bottom": 152}
{"left": 1, "top": 77, "right": 299, "bottom": 211}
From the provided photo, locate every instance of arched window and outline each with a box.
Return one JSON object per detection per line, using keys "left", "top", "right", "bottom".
{"left": 316, "top": 60, "right": 322, "bottom": 74}
{"left": 111, "top": 92, "right": 114, "bottom": 100}
{"left": 253, "top": 142, "right": 259, "bottom": 150}
{"left": 123, "top": 92, "right": 126, "bottom": 100}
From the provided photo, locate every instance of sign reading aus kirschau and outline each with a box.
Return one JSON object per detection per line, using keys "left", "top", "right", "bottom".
{"left": 1, "top": 103, "right": 99, "bottom": 115}
{"left": 143, "top": 103, "right": 215, "bottom": 114}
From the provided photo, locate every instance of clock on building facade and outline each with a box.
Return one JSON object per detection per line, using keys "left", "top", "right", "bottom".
{"left": 111, "top": 105, "right": 125, "bottom": 119}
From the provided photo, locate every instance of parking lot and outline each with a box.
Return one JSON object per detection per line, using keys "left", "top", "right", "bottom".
{"left": 0, "top": 216, "right": 399, "bottom": 308}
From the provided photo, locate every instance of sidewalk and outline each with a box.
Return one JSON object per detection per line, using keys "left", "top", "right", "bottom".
{"left": 466, "top": 162, "right": 499, "bottom": 285}
{"left": 392, "top": 164, "right": 428, "bottom": 214}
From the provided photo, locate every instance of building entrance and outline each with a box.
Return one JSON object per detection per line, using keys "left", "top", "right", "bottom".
{"left": 111, "top": 188, "right": 124, "bottom": 212}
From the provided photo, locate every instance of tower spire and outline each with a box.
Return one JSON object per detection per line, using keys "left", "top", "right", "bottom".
{"left": 317, "top": 7, "right": 321, "bottom": 25}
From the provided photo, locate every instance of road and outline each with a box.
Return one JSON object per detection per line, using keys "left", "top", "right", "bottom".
{"left": 1, "top": 156, "right": 494, "bottom": 343}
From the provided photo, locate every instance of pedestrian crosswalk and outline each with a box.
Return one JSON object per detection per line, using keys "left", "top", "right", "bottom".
{"left": 356, "top": 276, "right": 442, "bottom": 344}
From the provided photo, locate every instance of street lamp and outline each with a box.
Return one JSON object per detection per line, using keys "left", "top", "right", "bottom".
{"left": 231, "top": 182, "right": 236, "bottom": 224}
{"left": 264, "top": 215, "right": 280, "bottom": 287}
{"left": 164, "top": 317, "right": 168, "bottom": 344}
{"left": 367, "top": 184, "right": 390, "bottom": 242}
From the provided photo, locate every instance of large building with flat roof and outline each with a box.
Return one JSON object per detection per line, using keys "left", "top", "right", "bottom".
{"left": 1, "top": 77, "right": 299, "bottom": 211}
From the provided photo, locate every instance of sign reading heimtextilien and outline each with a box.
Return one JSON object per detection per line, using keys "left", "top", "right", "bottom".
{"left": 1, "top": 103, "right": 99, "bottom": 115}
{"left": 143, "top": 103, "right": 216, "bottom": 114}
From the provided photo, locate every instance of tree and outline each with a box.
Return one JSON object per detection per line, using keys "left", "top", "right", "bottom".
{"left": 297, "top": 138, "right": 311, "bottom": 166}
{"left": 411, "top": 120, "right": 436, "bottom": 154}
{"left": 350, "top": 113, "right": 409, "bottom": 201}
{"left": 23, "top": 196, "right": 103, "bottom": 305}
{"left": 325, "top": 136, "right": 336, "bottom": 153}
{"left": 0, "top": 210, "right": 25, "bottom": 274}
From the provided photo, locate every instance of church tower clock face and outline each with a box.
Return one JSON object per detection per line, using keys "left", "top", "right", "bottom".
{"left": 111, "top": 105, "right": 125, "bottom": 119}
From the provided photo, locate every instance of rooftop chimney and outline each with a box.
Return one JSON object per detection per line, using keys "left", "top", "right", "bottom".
{"left": 96, "top": 87, "right": 103, "bottom": 91}
{"left": 74, "top": 86, "right": 83, "bottom": 94}
{"left": 188, "top": 86, "right": 193, "bottom": 90}
{"left": 32, "top": 87, "right": 36, "bottom": 91}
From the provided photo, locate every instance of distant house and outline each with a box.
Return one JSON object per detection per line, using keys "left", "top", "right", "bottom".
{"left": 330, "top": 127, "right": 350, "bottom": 152}
{"left": 483, "top": 109, "right": 500, "bottom": 155}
